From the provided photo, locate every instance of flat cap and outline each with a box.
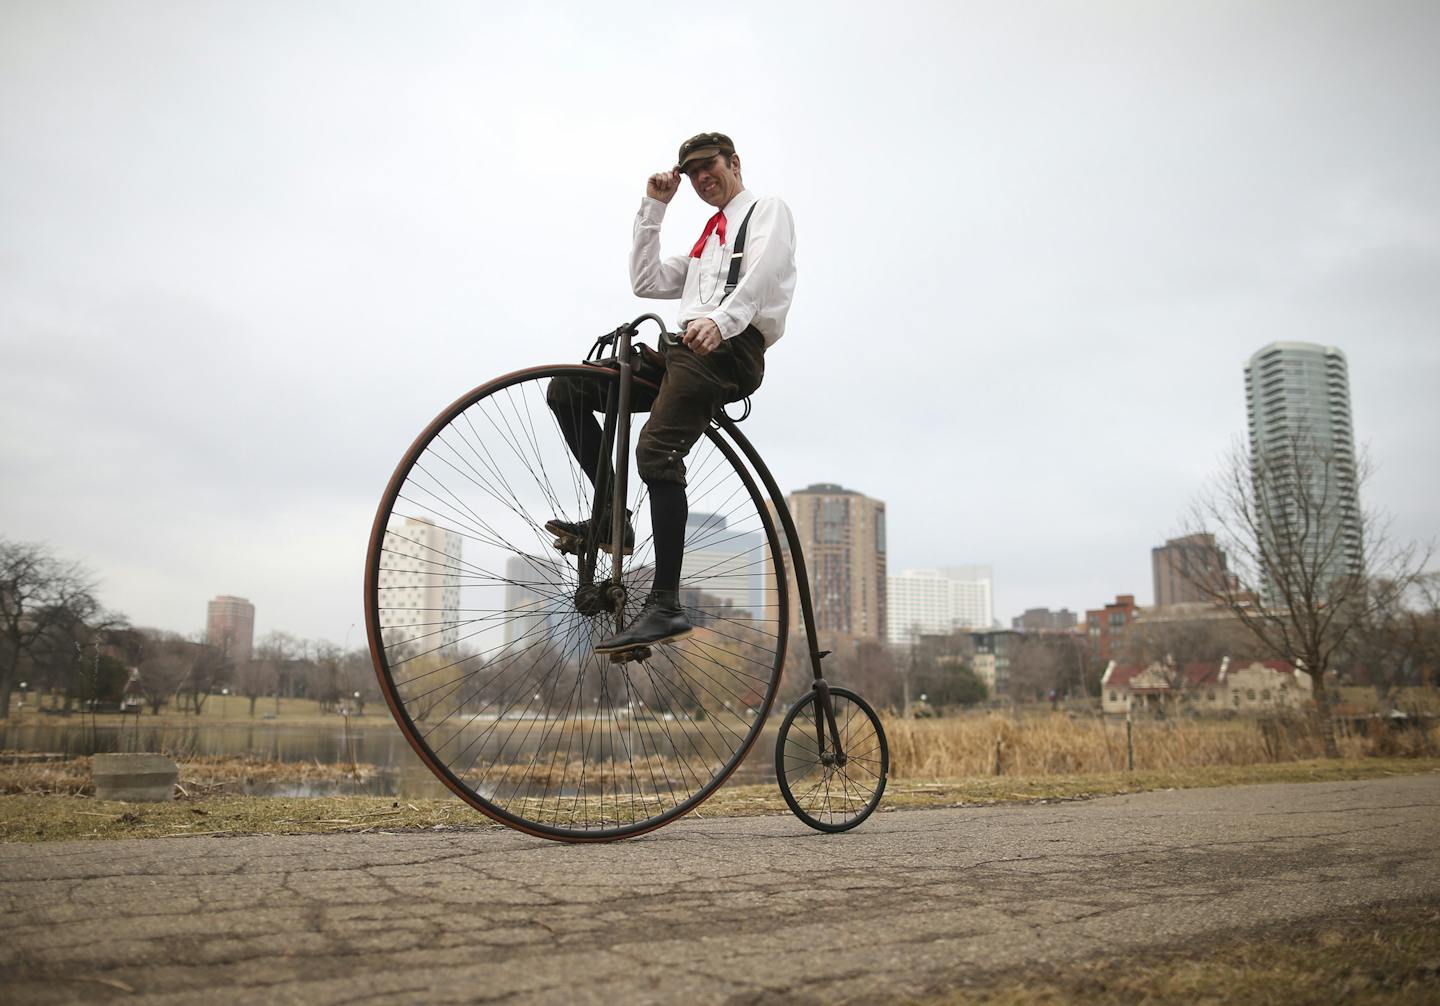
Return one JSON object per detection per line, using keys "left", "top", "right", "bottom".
{"left": 676, "top": 131, "right": 735, "bottom": 170}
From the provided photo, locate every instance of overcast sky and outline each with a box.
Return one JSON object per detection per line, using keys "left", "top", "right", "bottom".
{"left": 3, "top": 1, "right": 1437, "bottom": 645}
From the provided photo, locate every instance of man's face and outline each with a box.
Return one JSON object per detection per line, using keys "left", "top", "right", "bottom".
{"left": 683, "top": 153, "right": 742, "bottom": 208}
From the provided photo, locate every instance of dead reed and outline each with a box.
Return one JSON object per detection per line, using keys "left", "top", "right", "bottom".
{"left": 881, "top": 712, "right": 1439, "bottom": 779}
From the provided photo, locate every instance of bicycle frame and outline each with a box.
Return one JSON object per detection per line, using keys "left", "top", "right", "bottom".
{"left": 586, "top": 314, "right": 849, "bottom": 762}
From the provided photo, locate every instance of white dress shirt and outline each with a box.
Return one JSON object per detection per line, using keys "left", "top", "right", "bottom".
{"left": 629, "top": 188, "right": 797, "bottom": 347}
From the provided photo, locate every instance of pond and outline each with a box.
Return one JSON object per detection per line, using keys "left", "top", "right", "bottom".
{"left": 0, "top": 715, "right": 781, "bottom": 799}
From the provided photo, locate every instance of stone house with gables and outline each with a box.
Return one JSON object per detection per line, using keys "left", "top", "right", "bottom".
{"left": 1101, "top": 657, "right": 1312, "bottom": 716}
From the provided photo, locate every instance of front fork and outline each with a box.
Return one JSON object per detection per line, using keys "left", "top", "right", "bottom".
{"left": 576, "top": 320, "right": 645, "bottom": 635}
{"left": 812, "top": 678, "right": 848, "bottom": 767}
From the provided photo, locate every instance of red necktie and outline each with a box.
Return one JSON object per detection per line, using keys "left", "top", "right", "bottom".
{"left": 690, "top": 210, "right": 727, "bottom": 258}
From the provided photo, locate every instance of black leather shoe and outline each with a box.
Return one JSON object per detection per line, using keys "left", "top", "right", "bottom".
{"left": 546, "top": 510, "right": 634, "bottom": 556}
{"left": 593, "top": 590, "right": 692, "bottom": 653}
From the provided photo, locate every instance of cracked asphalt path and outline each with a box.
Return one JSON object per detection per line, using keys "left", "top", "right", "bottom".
{"left": 3, "top": 774, "right": 1438, "bottom": 1004}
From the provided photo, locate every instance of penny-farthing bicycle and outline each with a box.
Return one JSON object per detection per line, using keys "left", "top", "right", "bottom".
{"left": 364, "top": 314, "right": 888, "bottom": 842}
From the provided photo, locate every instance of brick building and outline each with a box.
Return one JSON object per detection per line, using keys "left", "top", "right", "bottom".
{"left": 1085, "top": 593, "right": 1139, "bottom": 663}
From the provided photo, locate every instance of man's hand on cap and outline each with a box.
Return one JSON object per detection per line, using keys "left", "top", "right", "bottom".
{"left": 682, "top": 318, "right": 722, "bottom": 355}
{"left": 647, "top": 170, "right": 680, "bottom": 204}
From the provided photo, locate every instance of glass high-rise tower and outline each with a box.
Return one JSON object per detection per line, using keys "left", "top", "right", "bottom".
{"left": 1243, "top": 341, "right": 1363, "bottom": 599}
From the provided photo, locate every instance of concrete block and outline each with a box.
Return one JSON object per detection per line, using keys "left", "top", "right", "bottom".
{"left": 92, "top": 753, "right": 178, "bottom": 802}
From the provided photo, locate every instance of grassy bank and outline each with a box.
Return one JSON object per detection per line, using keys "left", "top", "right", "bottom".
{"left": 922, "top": 898, "right": 1440, "bottom": 1005}
{"left": 2, "top": 757, "right": 1436, "bottom": 843}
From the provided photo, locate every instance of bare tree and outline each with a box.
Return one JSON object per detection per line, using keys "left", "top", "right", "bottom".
{"left": 135, "top": 632, "right": 192, "bottom": 714}
{"left": 897, "top": 631, "right": 986, "bottom": 711}
{"left": 1008, "top": 636, "right": 1067, "bottom": 703}
{"left": 1340, "top": 572, "right": 1440, "bottom": 711}
{"left": 241, "top": 631, "right": 299, "bottom": 717}
{"left": 1183, "top": 436, "right": 1429, "bottom": 756}
{"left": 0, "top": 540, "right": 106, "bottom": 718}
{"left": 181, "top": 638, "right": 226, "bottom": 714}
{"left": 232, "top": 658, "right": 275, "bottom": 717}
{"left": 805, "top": 637, "right": 899, "bottom": 710}
{"left": 340, "top": 647, "right": 381, "bottom": 715}
{"left": 1415, "top": 575, "right": 1440, "bottom": 690}
{"left": 309, "top": 641, "right": 344, "bottom": 713}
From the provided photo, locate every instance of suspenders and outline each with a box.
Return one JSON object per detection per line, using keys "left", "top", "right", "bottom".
{"left": 720, "top": 202, "right": 759, "bottom": 304}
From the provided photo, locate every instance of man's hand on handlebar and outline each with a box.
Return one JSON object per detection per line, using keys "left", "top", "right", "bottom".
{"left": 647, "top": 169, "right": 681, "bottom": 204}
{"left": 682, "top": 318, "right": 722, "bottom": 355}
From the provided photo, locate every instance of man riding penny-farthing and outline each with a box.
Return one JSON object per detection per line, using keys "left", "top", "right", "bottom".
{"left": 364, "top": 132, "right": 887, "bottom": 842}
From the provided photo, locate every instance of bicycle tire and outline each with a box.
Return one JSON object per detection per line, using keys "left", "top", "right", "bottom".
{"left": 364, "top": 363, "right": 789, "bottom": 841}
{"left": 775, "top": 686, "right": 888, "bottom": 833}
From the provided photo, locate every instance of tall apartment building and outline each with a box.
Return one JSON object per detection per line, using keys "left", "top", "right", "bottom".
{"left": 780, "top": 484, "right": 886, "bottom": 641}
{"left": 1151, "top": 533, "right": 1236, "bottom": 608}
{"left": 376, "top": 517, "right": 463, "bottom": 659}
{"left": 887, "top": 566, "right": 994, "bottom": 644}
{"left": 1244, "top": 342, "right": 1363, "bottom": 599}
{"left": 205, "top": 595, "right": 255, "bottom": 666}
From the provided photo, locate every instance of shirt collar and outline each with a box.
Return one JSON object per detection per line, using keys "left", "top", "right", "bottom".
{"left": 720, "top": 188, "right": 756, "bottom": 223}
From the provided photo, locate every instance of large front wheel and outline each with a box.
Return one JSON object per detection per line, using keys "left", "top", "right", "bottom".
{"left": 364, "top": 364, "right": 789, "bottom": 841}
{"left": 776, "top": 686, "right": 888, "bottom": 832}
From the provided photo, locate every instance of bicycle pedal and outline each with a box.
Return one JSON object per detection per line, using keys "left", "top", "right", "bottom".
{"left": 608, "top": 645, "right": 652, "bottom": 664}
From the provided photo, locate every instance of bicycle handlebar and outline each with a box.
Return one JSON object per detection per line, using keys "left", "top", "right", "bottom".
{"left": 587, "top": 314, "right": 679, "bottom": 362}
{"left": 627, "top": 313, "right": 678, "bottom": 346}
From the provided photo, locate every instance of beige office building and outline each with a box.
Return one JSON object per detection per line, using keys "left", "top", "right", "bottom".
{"left": 206, "top": 595, "right": 255, "bottom": 666}
{"left": 776, "top": 484, "right": 886, "bottom": 643}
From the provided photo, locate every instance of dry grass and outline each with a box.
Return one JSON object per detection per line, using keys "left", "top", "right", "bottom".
{"left": 882, "top": 712, "right": 1440, "bottom": 779}
{"left": 919, "top": 898, "right": 1440, "bottom": 1005}
{"left": 1334, "top": 686, "right": 1440, "bottom": 715}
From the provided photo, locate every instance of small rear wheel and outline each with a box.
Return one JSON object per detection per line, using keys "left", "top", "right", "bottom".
{"left": 775, "top": 686, "right": 888, "bottom": 832}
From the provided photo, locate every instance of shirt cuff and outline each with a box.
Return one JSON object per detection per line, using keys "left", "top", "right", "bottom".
{"left": 639, "top": 196, "right": 669, "bottom": 221}
{"left": 706, "top": 310, "right": 744, "bottom": 340}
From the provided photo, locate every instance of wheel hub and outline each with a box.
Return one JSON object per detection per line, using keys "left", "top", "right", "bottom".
{"left": 574, "top": 580, "right": 627, "bottom": 616}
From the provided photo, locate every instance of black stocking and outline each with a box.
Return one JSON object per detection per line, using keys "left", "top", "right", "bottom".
{"left": 647, "top": 480, "right": 687, "bottom": 596}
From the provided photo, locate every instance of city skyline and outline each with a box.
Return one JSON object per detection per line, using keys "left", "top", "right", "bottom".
{"left": 4, "top": 4, "right": 1436, "bottom": 644}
